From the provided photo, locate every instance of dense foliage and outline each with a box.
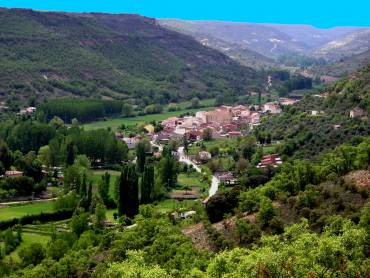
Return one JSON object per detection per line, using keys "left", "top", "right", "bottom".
{"left": 0, "top": 8, "right": 265, "bottom": 107}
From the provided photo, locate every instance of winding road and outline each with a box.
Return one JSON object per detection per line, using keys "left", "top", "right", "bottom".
{"left": 177, "top": 146, "right": 219, "bottom": 199}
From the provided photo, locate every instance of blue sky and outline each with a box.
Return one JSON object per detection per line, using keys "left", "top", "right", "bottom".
{"left": 0, "top": 0, "right": 369, "bottom": 28}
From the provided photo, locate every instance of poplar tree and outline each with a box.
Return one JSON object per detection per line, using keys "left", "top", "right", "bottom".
{"left": 118, "top": 164, "right": 139, "bottom": 218}
{"left": 140, "top": 164, "right": 154, "bottom": 204}
{"left": 98, "top": 172, "right": 110, "bottom": 206}
{"left": 136, "top": 140, "right": 147, "bottom": 173}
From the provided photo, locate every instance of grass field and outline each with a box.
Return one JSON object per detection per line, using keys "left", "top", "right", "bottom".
{"left": 177, "top": 172, "right": 209, "bottom": 194}
{"left": 83, "top": 100, "right": 215, "bottom": 131}
{"left": 0, "top": 201, "right": 55, "bottom": 221}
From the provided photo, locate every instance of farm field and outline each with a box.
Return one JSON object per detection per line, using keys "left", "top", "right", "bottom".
{"left": 0, "top": 201, "right": 55, "bottom": 221}
{"left": 83, "top": 100, "right": 215, "bottom": 131}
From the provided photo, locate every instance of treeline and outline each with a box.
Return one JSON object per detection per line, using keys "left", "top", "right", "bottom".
{"left": 38, "top": 99, "right": 127, "bottom": 123}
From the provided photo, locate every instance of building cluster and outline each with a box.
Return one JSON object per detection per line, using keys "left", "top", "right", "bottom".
{"left": 257, "top": 154, "right": 282, "bottom": 168}
{"left": 19, "top": 107, "right": 36, "bottom": 115}
{"left": 154, "top": 102, "right": 289, "bottom": 144}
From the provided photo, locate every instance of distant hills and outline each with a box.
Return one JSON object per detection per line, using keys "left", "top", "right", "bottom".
{"left": 159, "top": 19, "right": 370, "bottom": 71}
{"left": 0, "top": 8, "right": 265, "bottom": 104}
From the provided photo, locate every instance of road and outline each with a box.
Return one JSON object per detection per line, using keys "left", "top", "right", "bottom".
{"left": 0, "top": 197, "right": 58, "bottom": 208}
{"left": 177, "top": 146, "right": 219, "bottom": 199}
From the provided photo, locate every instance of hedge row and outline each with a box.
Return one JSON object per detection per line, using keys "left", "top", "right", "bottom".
{"left": 0, "top": 209, "right": 74, "bottom": 230}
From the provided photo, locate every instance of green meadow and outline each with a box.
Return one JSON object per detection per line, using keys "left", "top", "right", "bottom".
{"left": 0, "top": 201, "right": 55, "bottom": 221}
{"left": 83, "top": 99, "right": 215, "bottom": 131}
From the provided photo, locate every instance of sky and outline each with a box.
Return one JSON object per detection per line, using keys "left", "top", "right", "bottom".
{"left": 0, "top": 0, "right": 369, "bottom": 28}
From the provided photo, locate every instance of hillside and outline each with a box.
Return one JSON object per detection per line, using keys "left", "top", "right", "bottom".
{"left": 314, "top": 29, "right": 370, "bottom": 60}
{"left": 0, "top": 9, "right": 264, "bottom": 104}
{"left": 159, "top": 19, "right": 370, "bottom": 69}
{"left": 257, "top": 63, "right": 370, "bottom": 159}
{"left": 159, "top": 20, "right": 310, "bottom": 58}
{"left": 314, "top": 49, "right": 370, "bottom": 77}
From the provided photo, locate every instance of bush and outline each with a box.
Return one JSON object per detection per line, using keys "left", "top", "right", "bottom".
{"left": 19, "top": 242, "right": 45, "bottom": 266}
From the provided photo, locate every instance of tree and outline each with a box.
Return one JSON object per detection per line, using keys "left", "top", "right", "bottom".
{"left": 98, "top": 172, "right": 111, "bottom": 207}
{"left": 70, "top": 212, "right": 89, "bottom": 237}
{"left": 47, "top": 239, "right": 69, "bottom": 261}
{"left": 140, "top": 164, "right": 154, "bottom": 204}
{"left": 66, "top": 141, "right": 75, "bottom": 166}
{"left": 0, "top": 140, "right": 12, "bottom": 170}
{"left": 19, "top": 243, "right": 45, "bottom": 266}
{"left": 136, "top": 140, "right": 147, "bottom": 173}
{"left": 63, "top": 165, "right": 82, "bottom": 192}
{"left": 235, "top": 219, "right": 261, "bottom": 245}
{"left": 156, "top": 155, "right": 178, "bottom": 190}
{"left": 202, "top": 128, "right": 213, "bottom": 141}
{"left": 182, "top": 135, "right": 189, "bottom": 154}
{"left": 94, "top": 203, "right": 107, "bottom": 229}
{"left": 87, "top": 182, "right": 93, "bottom": 209}
{"left": 190, "top": 97, "right": 200, "bottom": 108}
{"left": 256, "top": 197, "right": 276, "bottom": 227}
{"left": 118, "top": 164, "right": 139, "bottom": 218}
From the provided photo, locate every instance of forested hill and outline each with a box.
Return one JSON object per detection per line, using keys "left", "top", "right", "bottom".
{"left": 257, "top": 64, "right": 370, "bottom": 159}
{"left": 0, "top": 8, "right": 264, "bottom": 105}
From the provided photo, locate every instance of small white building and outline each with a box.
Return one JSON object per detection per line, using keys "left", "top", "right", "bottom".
{"left": 198, "top": 151, "right": 212, "bottom": 161}
{"left": 350, "top": 107, "right": 366, "bottom": 118}
{"left": 122, "top": 137, "right": 139, "bottom": 150}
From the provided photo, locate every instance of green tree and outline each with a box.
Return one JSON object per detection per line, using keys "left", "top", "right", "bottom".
{"left": 202, "top": 128, "right": 213, "bottom": 141}
{"left": 136, "top": 140, "right": 148, "bottom": 173}
{"left": 19, "top": 243, "right": 45, "bottom": 266}
{"left": 98, "top": 172, "right": 111, "bottom": 207}
{"left": 118, "top": 164, "right": 139, "bottom": 218}
{"left": 140, "top": 164, "right": 154, "bottom": 204}
{"left": 94, "top": 202, "right": 107, "bottom": 229}
{"left": 190, "top": 97, "right": 200, "bottom": 108}
{"left": 256, "top": 197, "right": 276, "bottom": 227}
{"left": 70, "top": 212, "right": 89, "bottom": 237}
{"left": 156, "top": 154, "right": 178, "bottom": 190}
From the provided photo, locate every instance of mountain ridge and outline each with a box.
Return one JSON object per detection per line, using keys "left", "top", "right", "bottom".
{"left": 0, "top": 8, "right": 265, "bottom": 104}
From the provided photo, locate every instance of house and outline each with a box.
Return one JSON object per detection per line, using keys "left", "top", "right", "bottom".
{"left": 19, "top": 107, "right": 36, "bottom": 115}
{"left": 350, "top": 107, "right": 366, "bottom": 118}
{"left": 198, "top": 151, "right": 212, "bottom": 162}
{"left": 161, "top": 117, "right": 181, "bottom": 128}
{"left": 231, "top": 105, "right": 250, "bottom": 117}
{"left": 228, "top": 131, "right": 242, "bottom": 138}
{"left": 204, "top": 108, "right": 233, "bottom": 124}
{"left": 155, "top": 133, "right": 171, "bottom": 145}
{"left": 280, "top": 98, "right": 298, "bottom": 106}
{"left": 215, "top": 172, "right": 237, "bottom": 185}
{"left": 4, "top": 170, "right": 23, "bottom": 178}
{"left": 122, "top": 137, "right": 139, "bottom": 150}
{"left": 310, "top": 110, "right": 324, "bottom": 116}
{"left": 263, "top": 102, "right": 282, "bottom": 114}
{"left": 257, "top": 154, "right": 282, "bottom": 168}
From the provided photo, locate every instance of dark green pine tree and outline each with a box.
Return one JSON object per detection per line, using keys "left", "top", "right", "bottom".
{"left": 118, "top": 164, "right": 139, "bottom": 218}
{"left": 117, "top": 167, "right": 127, "bottom": 217}
{"left": 182, "top": 135, "right": 189, "bottom": 154}
{"left": 66, "top": 142, "right": 75, "bottom": 166}
{"left": 136, "top": 140, "right": 147, "bottom": 173}
{"left": 87, "top": 182, "right": 93, "bottom": 210}
{"left": 98, "top": 172, "right": 110, "bottom": 206}
{"left": 140, "top": 164, "right": 154, "bottom": 204}
{"left": 127, "top": 165, "right": 139, "bottom": 218}
{"left": 158, "top": 154, "right": 178, "bottom": 190}
{"left": 80, "top": 173, "right": 87, "bottom": 197}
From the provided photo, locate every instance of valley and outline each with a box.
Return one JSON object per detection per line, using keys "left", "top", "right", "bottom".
{"left": 0, "top": 5, "right": 369, "bottom": 278}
